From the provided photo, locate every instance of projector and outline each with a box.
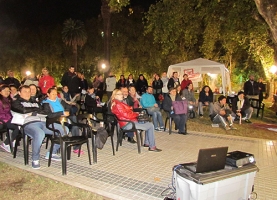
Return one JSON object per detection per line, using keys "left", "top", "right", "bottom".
{"left": 226, "top": 151, "right": 255, "bottom": 168}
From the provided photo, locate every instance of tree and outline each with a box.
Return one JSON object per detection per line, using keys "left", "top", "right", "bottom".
{"left": 62, "top": 18, "right": 87, "bottom": 71}
{"left": 254, "top": 0, "right": 277, "bottom": 65}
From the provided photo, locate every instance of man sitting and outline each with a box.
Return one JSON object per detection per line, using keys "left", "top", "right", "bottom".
{"left": 11, "top": 85, "right": 64, "bottom": 169}
{"left": 210, "top": 95, "right": 237, "bottom": 131}
{"left": 232, "top": 91, "right": 253, "bottom": 123}
{"left": 140, "top": 86, "right": 165, "bottom": 131}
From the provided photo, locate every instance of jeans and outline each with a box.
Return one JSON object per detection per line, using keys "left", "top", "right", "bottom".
{"left": 212, "top": 114, "right": 233, "bottom": 127}
{"left": 198, "top": 102, "right": 214, "bottom": 115}
{"left": 171, "top": 113, "right": 187, "bottom": 132}
{"left": 24, "top": 121, "right": 66, "bottom": 161}
{"left": 123, "top": 122, "right": 156, "bottom": 148}
{"left": 146, "top": 109, "right": 164, "bottom": 129}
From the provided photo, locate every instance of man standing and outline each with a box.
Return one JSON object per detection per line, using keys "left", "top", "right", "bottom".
{"left": 61, "top": 66, "right": 81, "bottom": 98}
{"left": 38, "top": 68, "right": 55, "bottom": 95}
{"left": 4, "top": 70, "right": 20, "bottom": 88}
{"left": 106, "top": 72, "right": 116, "bottom": 100}
{"left": 257, "top": 77, "right": 266, "bottom": 104}
{"left": 141, "top": 86, "right": 165, "bottom": 131}
{"left": 243, "top": 75, "right": 259, "bottom": 100}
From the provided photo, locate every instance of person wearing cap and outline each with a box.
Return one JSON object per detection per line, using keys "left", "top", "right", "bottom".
{"left": 232, "top": 91, "right": 253, "bottom": 123}
{"left": 210, "top": 95, "right": 237, "bottom": 130}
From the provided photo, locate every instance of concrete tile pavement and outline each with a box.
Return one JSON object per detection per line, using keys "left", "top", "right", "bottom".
{"left": 0, "top": 130, "right": 276, "bottom": 200}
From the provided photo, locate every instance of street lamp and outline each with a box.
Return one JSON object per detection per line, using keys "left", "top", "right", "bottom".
{"left": 26, "top": 71, "right": 31, "bottom": 76}
{"left": 101, "top": 63, "right": 106, "bottom": 70}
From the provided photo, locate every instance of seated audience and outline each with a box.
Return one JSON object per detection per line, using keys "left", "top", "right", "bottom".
{"left": 60, "top": 85, "right": 79, "bottom": 115}
{"left": 141, "top": 86, "right": 165, "bottom": 131}
{"left": 198, "top": 85, "right": 214, "bottom": 118}
{"left": 9, "top": 84, "right": 19, "bottom": 100}
{"left": 111, "top": 89, "right": 162, "bottom": 152}
{"left": 232, "top": 91, "right": 253, "bottom": 123}
{"left": 163, "top": 87, "right": 187, "bottom": 134}
{"left": 0, "top": 84, "right": 20, "bottom": 153}
{"left": 85, "top": 86, "right": 105, "bottom": 115}
{"left": 29, "top": 84, "right": 44, "bottom": 103}
{"left": 183, "top": 83, "right": 197, "bottom": 111}
{"left": 126, "top": 86, "right": 142, "bottom": 112}
{"left": 211, "top": 95, "right": 237, "bottom": 130}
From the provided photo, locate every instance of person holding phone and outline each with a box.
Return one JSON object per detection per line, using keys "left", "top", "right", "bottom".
{"left": 231, "top": 91, "right": 253, "bottom": 123}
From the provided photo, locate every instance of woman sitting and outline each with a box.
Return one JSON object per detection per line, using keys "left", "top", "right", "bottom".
{"left": 126, "top": 86, "right": 143, "bottom": 112}
{"left": 60, "top": 85, "right": 79, "bottom": 115}
{"left": 111, "top": 89, "right": 162, "bottom": 152}
{"left": 29, "top": 84, "right": 44, "bottom": 103}
{"left": 0, "top": 84, "right": 20, "bottom": 153}
{"left": 85, "top": 86, "right": 106, "bottom": 116}
{"left": 163, "top": 87, "right": 187, "bottom": 135}
{"left": 43, "top": 87, "right": 84, "bottom": 155}
{"left": 183, "top": 83, "right": 197, "bottom": 116}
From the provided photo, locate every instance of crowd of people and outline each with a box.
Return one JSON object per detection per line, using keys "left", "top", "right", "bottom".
{"left": 0, "top": 67, "right": 265, "bottom": 169}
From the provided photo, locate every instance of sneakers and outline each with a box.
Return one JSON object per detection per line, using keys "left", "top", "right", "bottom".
{"left": 225, "top": 126, "right": 231, "bottom": 131}
{"left": 73, "top": 149, "right": 84, "bottom": 155}
{"left": 0, "top": 143, "right": 11, "bottom": 153}
{"left": 45, "top": 152, "right": 61, "bottom": 161}
{"left": 245, "top": 119, "right": 252, "bottom": 123}
{"left": 32, "top": 160, "right": 40, "bottom": 169}
{"left": 154, "top": 128, "right": 162, "bottom": 132}
{"left": 199, "top": 114, "right": 203, "bottom": 118}
{"left": 148, "top": 147, "right": 162, "bottom": 152}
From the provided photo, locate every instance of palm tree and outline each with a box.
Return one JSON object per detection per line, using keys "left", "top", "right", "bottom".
{"left": 62, "top": 18, "right": 87, "bottom": 71}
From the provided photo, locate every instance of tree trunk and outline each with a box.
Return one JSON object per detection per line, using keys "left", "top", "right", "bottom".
{"left": 254, "top": 0, "right": 277, "bottom": 65}
{"left": 101, "top": 0, "right": 111, "bottom": 70}
{"left": 72, "top": 44, "right": 77, "bottom": 71}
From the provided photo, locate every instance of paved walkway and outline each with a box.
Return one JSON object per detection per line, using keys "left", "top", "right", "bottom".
{"left": 0, "top": 129, "right": 276, "bottom": 200}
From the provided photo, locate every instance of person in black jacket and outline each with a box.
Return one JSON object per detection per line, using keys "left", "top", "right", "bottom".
{"left": 152, "top": 74, "right": 163, "bottom": 108}
{"left": 126, "top": 74, "right": 136, "bottom": 87}
{"left": 232, "top": 91, "right": 253, "bottom": 123}
{"left": 136, "top": 74, "right": 148, "bottom": 95}
{"left": 167, "top": 72, "right": 180, "bottom": 90}
{"left": 60, "top": 66, "right": 82, "bottom": 98}
{"left": 85, "top": 86, "right": 105, "bottom": 115}
{"left": 4, "top": 70, "right": 20, "bottom": 89}
{"left": 163, "top": 87, "right": 187, "bottom": 134}
{"left": 198, "top": 85, "right": 214, "bottom": 118}
{"left": 258, "top": 77, "right": 266, "bottom": 104}
{"left": 243, "top": 74, "right": 259, "bottom": 99}
{"left": 116, "top": 75, "right": 126, "bottom": 89}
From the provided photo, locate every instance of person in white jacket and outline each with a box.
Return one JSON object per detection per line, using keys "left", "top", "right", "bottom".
{"left": 105, "top": 72, "right": 116, "bottom": 100}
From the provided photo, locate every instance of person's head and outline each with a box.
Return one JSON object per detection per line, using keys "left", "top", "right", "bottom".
{"left": 120, "top": 75, "right": 125, "bottom": 80}
{"left": 202, "top": 85, "right": 211, "bottom": 93}
{"left": 183, "top": 74, "right": 188, "bottom": 80}
{"left": 109, "top": 72, "right": 113, "bottom": 77}
{"left": 7, "top": 70, "right": 14, "bottom": 78}
{"left": 237, "top": 91, "right": 245, "bottom": 100}
{"left": 80, "top": 73, "right": 85, "bottom": 80}
{"left": 176, "top": 85, "right": 182, "bottom": 92}
{"left": 187, "top": 83, "right": 193, "bottom": 90}
{"left": 218, "top": 95, "right": 226, "bottom": 105}
{"left": 120, "top": 87, "right": 128, "bottom": 98}
{"left": 69, "top": 66, "right": 75, "bottom": 73}
{"left": 98, "top": 75, "right": 103, "bottom": 81}
{"left": 173, "top": 72, "right": 178, "bottom": 78}
{"left": 128, "top": 74, "right": 133, "bottom": 79}
{"left": 155, "top": 74, "right": 160, "bottom": 80}
{"left": 249, "top": 74, "right": 255, "bottom": 81}
{"left": 258, "top": 77, "right": 263, "bottom": 83}
{"left": 146, "top": 86, "right": 153, "bottom": 94}
{"left": 169, "top": 87, "right": 177, "bottom": 96}
{"left": 139, "top": 74, "right": 144, "bottom": 80}
{"left": 162, "top": 72, "right": 167, "bottom": 78}
{"left": 47, "top": 87, "right": 58, "bottom": 101}
{"left": 42, "top": 68, "right": 49, "bottom": 76}
{"left": 18, "top": 85, "right": 31, "bottom": 101}
{"left": 111, "top": 89, "right": 123, "bottom": 101}
{"left": 9, "top": 84, "right": 17, "bottom": 96}
{"left": 87, "top": 86, "right": 95, "bottom": 94}
{"left": 62, "top": 85, "right": 69, "bottom": 93}
{"left": 153, "top": 73, "right": 157, "bottom": 79}
{"left": 129, "top": 86, "right": 136, "bottom": 96}
{"left": 29, "top": 84, "right": 37, "bottom": 96}
{"left": 0, "top": 84, "right": 10, "bottom": 98}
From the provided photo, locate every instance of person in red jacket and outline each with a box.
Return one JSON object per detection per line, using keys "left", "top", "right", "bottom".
{"left": 38, "top": 68, "right": 55, "bottom": 95}
{"left": 180, "top": 74, "right": 192, "bottom": 91}
{"left": 111, "top": 89, "right": 162, "bottom": 152}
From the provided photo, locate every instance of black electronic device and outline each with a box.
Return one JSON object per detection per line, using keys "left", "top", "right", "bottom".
{"left": 226, "top": 151, "right": 255, "bottom": 168}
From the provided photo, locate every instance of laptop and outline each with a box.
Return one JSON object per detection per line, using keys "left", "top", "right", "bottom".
{"left": 184, "top": 146, "right": 228, "bottom": 173}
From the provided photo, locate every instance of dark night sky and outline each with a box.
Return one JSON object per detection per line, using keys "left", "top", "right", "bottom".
{"left": 0, "top": 0, "right": 157, "bottom": 29}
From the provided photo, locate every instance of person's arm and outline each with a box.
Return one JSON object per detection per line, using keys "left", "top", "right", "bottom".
{"left": 59, "top": 92, "right": 71, "bottom": 104}
{"left": 60, "top": 73, "right": 67, "bottom": 87}
{"left": 11, "top": 100, "right": 40, "bottom": 114}
{"left": 163, "top": 96, "right": 172, "bottom": 112}
{"left": 140, "top": 95, "right": 155, "bottom": 108}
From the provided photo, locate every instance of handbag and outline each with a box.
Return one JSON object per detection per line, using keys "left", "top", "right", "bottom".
{"left": 95, "top": 127, "right": 108, "bottom": 149}
{"left": 172, "top": 100, "right": 188, "bottom": 114}
{"left": 137, "top": 110, "right": 150, "bottom": 123}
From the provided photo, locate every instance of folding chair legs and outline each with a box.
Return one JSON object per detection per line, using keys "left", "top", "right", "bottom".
{"left": 135, "top": 131, "right": 141, "bottom": 154}
{"left": 92, "top": 134, "right": 97, "bottom": 163}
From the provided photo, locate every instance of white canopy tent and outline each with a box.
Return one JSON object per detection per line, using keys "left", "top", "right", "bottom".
{"left": 167, "top": 58, "right": 231, "bottom": 95}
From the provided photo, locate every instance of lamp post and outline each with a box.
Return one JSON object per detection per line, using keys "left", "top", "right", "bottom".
{"left": 101, "top": 63, "right": 106, "bottom": 77}
{"left": 269, "top": 65, "right": 277, "bottom": 97}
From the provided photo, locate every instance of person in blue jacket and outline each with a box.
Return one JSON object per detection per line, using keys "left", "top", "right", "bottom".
{"left": 141, "top": 86, "right": 165, "bottom": 132}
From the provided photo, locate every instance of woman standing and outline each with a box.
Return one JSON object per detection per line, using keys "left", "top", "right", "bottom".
{"left": 152, "top": 74, "right": 163, "bottom": 108}
{"left": 0, "top": 84, "right": 20, "bottom": 152}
